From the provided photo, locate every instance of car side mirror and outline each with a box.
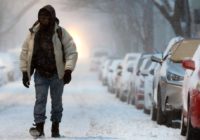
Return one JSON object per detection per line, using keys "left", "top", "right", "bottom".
{"left": 151, "top": 56, "right": 162, "bottom": 64}
{"left": 182, "top": 60, "right": 195, "bottom": 71}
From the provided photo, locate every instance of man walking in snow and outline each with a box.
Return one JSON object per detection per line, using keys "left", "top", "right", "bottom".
{"left": 20, "top": 5, "right": 78, "bottom": 138}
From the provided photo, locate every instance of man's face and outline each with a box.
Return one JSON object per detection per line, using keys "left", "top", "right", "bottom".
{"left": 39, "top": 15, "right": 51, "bottom": 26}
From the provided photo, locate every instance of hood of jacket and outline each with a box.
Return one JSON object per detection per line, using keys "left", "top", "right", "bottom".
{"left": 29, "top": 5, "right": 59, "bottom": 33}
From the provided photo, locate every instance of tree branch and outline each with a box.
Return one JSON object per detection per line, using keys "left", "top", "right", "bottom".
{"left": 151, "top": 0, "right": 171, "bottom": 22}
{"left": 0, "top": 0, "right": 41, "bottom": 35}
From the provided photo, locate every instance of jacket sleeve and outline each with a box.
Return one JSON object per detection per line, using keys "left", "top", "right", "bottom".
{"left": 61, "top": 28, "right": 78, "bottom": 71}
{"left": 20, "top": 33, "right": 31, "bottom": 72}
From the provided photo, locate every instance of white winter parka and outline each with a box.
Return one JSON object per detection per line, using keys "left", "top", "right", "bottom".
{"left": 20, "top": 23, "right": 78, "bottom": 80}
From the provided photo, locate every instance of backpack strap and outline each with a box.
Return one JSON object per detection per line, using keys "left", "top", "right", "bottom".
{"left": 57, "top": 27, "right": 66, "bottom": 63}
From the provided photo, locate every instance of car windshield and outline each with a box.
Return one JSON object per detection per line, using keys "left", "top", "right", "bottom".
{"left": 170, "top": 39, "right": 200, "bottom": 63}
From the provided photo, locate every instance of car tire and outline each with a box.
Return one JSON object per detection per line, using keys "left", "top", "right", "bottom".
{"left": 150, "top": 104, "right": 157, "bottom": 121}
{"left": 144, "top": 107, "right": 150, "bottom": 114}
{"left": 156, "top": 87, "right": 167, "bottom": 125}
{"left": 186, "top": 117, "right": 200, "bottom": 140}
{"left": 128, "top": 97, "right": 135, "bottom": 105}
{"left": 120, "top": 93, "right": 127, "bottom": 102}
{"left": 180, "top": 113, "right": 187, "bottom": 136}
{"left": 116, "top": 91, "right": 120, "bottom": 98}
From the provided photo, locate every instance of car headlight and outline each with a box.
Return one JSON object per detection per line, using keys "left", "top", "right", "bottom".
{"left": 167, "top": 71, "right": 183, "bottom": 81}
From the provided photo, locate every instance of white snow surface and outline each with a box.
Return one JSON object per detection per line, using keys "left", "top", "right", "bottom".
{"left": 0, "top": 59, "right": 185, "bottom": 140}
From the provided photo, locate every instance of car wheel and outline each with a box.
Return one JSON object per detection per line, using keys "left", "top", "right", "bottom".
{"left": 127, "top": 94, "right": 135, "bottom": 105}
{"left": 180, "top": 113, "right": 186, "bottom": 136}
{"left": 150, "top": 104, "right": 157, "bottom": 121}
{"left": 186, "top": 117, "right": 200, "bottom": 140}
{"left": 120, "top": 92, "right": 127, "bottom": 102}
{"left": 116, "top": 90, "right": 120, "bottom": 98}
{"left": 156, "top": 87, "right": 167, "bottom": 125}
{"left": 143, "top": 107, "right": 150, "bottom": 114}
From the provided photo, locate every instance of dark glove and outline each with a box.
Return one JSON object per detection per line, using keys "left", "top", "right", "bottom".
{"left": 63, "top": 70, "right": 72, "bottom": 84}
{"left": 22, "top": 72, "right": 30, "bottom": 88}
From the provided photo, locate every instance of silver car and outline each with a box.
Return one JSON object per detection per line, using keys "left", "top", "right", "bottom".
{"left": 152, "top": 38, "right": 200, "bottom": 127}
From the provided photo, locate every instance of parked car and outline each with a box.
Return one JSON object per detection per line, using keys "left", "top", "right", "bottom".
{"left": 98, "top": 56, "right": 108, "bottom": 80}
{"left": 118, "top": 60, "right": 134, "bottom": 101}
{"left": 180, "top": 42, "right": 200, "bottom": 140}
{"left": 141, "top": 60, "right": 158, "bottom": 114}
{"left": 127, "top": 53, "right": 150, "bottom": 106}
{"left": 107, "top": 59, "right": 122, "bottom": 93}
{"left": 150, "top": 37, "right": 184, "bottom": 122}
{"left": 152, "top": 38, "right": 200, "bottom": 127}
{"left": 101, "top": 59, "right": 112, "bottom": 86}
{"left": 117, "top": 53, "right": 141, "bottom": 101}
{"left": 90, "top": 48, "right": 109, "bottom": 71}
{"left": 115, "top": 63, "right": 123, "bottom": 97}
{"left": 0, "top": 52, "right": 18, "bottom": 84}
{"left": 0, "top": 64, "right": 8, "bottom": 86}
{"left": 132, "top": 54, "right": 152, "bottom": 109}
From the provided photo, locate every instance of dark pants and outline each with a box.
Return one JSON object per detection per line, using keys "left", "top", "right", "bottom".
{"left": 33, "top": 71, "right": 64, "bottom": 123}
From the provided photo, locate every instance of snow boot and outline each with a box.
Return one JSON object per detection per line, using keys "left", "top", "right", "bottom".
{"left": 29, "top": 122, "right": 45, "bottom": 138}
{"left": 51, "top": 122, "right": 60, "bottom": 137}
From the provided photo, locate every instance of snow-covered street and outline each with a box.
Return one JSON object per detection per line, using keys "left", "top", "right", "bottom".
{"left": 0, "top": 60, "right": 184, "bottom": 140}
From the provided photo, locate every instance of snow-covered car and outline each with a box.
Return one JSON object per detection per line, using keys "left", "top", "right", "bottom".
{"left": 90, "top": 48, "right": 109, "bottom": 71}
{"left": 141, "top": 59, "right": 159, "bottom": 114}
{"left": 133, "top": 54, "right": 152, "bottom": 109}
{"left": 150, "top": 37, "right": 184, "bottom": 122}
{"left": 0, "top": 64, "right": 7, "bottom": 86}
{"left": 152, "top": 38, "right": 200, "bottom": 127}
{"left": 118, "top": 60, "right": 134, "bottom": 101}
{"left": 107, "top": 59, "right": 122, "bottom": 93}
{"left": 117, "top": 53, "right": 141, "bottom": 101}
{"left": 115, "top": 63, "right": 123, "bottom": 97}
{"left": 127, "top": 54, "right": 150, "bottom": 106}
{"left": 101, "top": 59, "right": 112, "bottom": 86}
{"left": 180, "top": 43, "right": 200, "bottom": 139}
{"left": 0, "top": 51, "right": 20, "bottom": 85}
{"left": 98, "top": 56, "right": 108, "bottom": 80}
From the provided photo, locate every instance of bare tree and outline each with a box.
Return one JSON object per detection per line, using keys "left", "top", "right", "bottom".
{"left": 151, "top": 0, "right": 191, "bottom": 37}
{"left": 0, "top": 0, "right": 41, "bottom": 36}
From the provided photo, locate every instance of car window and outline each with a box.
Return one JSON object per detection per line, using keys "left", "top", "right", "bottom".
{"left": 144, "top": 59, "right": 152, "bottom": 69}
